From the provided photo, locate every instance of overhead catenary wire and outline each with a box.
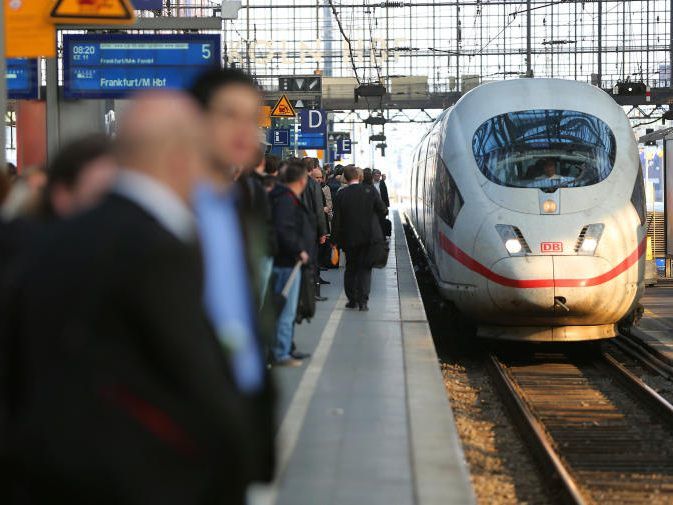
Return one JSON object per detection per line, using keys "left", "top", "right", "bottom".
{"left": 327, "top": 0, "right": 362, "bottom": 85}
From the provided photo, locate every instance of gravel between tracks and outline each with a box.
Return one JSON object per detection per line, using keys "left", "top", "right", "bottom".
{"left": 441, "top": 357, "right": 553, "bottom": 505}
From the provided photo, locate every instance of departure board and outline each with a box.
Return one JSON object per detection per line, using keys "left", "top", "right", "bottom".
{"left": 62, "top": 34, "right": 221, "bottom": 99}
{"left": 6, "top": 58, "right": 39, "bottom": 100}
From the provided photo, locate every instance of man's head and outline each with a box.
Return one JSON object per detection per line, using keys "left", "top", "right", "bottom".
{"left": 310, "top": 168, "right": 324, "bottom": 184}
{"left": 363, "top": 168, "right": 373, "bottom": 185}
{"left": 301, "top": 157, "right": 315, "bottom": 173}
{"left": 343, "top": 165, "right": 359, "bottom": 183}
{"left": 190, "top": 68, "right": 262, "bottom": 178}
{"left": 265, "top": 154, "right": 280, "bottom": 176}
{"left": 372, "top": 169, "right": 382, "bottom": 182}
{"left": 542, "top": 159, "right": 557, "bottom": 178}
{"left": 250, "top": 148, "right": 266, "bottom": 176}
{"left": 46, "top": 134, "right": 117, "bottom": 218}
{"left": 281, "top": 160, "right": 308, "bottom": 197}
{"left": 116, "top": 91, "right": 207, "bottom": 203}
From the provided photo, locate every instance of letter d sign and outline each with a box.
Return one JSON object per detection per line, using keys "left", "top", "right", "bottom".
{"left": 301, "top": 109, "right": 327, "bottom": 134}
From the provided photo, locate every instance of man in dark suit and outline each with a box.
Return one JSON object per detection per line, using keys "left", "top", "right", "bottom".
{"left": 332, "top": 165, "right": 388, "bottom": 311}
{"left": 372, "top": 169, "right": 390, "bottom": 208}
{"left": 1, "top": 92, "right": 254, "bottom": 505}
{"left": 301, "top": 157, "right": 329, "bottom": 302}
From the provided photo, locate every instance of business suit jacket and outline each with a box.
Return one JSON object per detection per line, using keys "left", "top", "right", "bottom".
{"left": 332, "top": 183, "right": 388, "bottom": 251}
{"left": 301, "top": 177, "right": 328, "bottom": 238}
{"left": 378, "top": 180, "right": 391, "bottom": 208}
{"left": 1, "top": 194, "right": 254, "bottom": 505}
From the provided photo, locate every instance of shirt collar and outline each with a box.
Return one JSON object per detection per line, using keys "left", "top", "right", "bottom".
{"left": 113, "top": 169, "right": 196, "bottom": 243}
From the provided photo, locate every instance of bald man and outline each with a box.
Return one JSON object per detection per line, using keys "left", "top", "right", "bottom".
{"left": 1, "top": 92, "right": 253, "bottom": 505}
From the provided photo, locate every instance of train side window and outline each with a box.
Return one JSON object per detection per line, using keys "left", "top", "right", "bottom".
{"left": 437, "top": 157, "right": 464, "bottom": 228}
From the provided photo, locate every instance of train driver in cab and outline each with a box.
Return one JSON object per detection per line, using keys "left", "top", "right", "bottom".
{"left": 536, "top": 159, "right": 562, "bottom": 180}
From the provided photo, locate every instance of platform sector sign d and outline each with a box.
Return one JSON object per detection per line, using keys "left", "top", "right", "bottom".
{"left": 271, "top": 95, "right": 296, "bottom": 118}
{"left": 299, "top": 109, "right": 327, "bottom": 134}
{"left": 50, "top": 0, "right": 137, "bottom": 25}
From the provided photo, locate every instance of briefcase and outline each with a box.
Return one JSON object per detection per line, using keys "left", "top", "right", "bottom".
{"left": 382, "top": 218, "right": 392, "bottom": 237}
{"left": 295, "top": 264, "right": 316, "bottom": 324}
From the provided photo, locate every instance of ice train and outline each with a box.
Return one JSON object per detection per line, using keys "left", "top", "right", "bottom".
{"left": 405, "top": 78, "right": 645, "bottom": 341}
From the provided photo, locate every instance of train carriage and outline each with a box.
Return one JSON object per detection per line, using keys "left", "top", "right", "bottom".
{"left": 406, "top": 78, "right": 646, "bottom": 341}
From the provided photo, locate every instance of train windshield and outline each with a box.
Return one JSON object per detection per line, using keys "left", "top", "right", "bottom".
{"left": 472, "top": 109, "right": 616, "bottom": 191}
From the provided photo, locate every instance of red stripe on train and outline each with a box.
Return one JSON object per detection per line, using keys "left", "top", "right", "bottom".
{"left": 438, "top": 233, "right": 646, "bottom": 289}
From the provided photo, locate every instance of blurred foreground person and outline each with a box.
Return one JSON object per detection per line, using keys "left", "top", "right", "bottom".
{"left": 42, "top": 134, "right": 117, "bottom": 219}
{"left": 333, "top": 165, "right": 387, "bottom": 311}
{"left": 190, "top": 67, "right": 276, "bottom": 484}
{"left": 269, "top": 161, "right": 313, "bottom": 366}
{"left": 1, "top": 135, "right": 116, "bottom": 306}
{"left": 2, "top": 92, "right": 253, "bottom": 505}
{"left": 0, "top": 165, "right": 47, "bottom": 221}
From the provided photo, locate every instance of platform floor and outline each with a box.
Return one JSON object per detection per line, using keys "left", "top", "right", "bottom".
{"left": 250, "top": 211, "right": 475, "bottom": 505}
{"left": 633, "top": 281, "right": 673, "bottom": 362}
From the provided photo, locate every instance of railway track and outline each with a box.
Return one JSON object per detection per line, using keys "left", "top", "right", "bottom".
{"left": 488, "top": 350, "right": 673, "bottom": 505}
{"left": 613, "top": 330, "right": 673, "bottom": 380}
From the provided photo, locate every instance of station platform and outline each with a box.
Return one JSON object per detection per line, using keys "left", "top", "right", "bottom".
{"left": 251, "top": 212, "right": 475, "bottom": 505}
{"left": 631, "top": 281, "right": 673, "bottom": 363}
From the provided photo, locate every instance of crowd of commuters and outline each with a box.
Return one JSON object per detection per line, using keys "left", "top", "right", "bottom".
{"left": 0, "top": 67, "right": 389, "bottom": 504}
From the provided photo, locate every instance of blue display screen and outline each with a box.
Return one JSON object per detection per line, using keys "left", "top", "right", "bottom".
{"left": 296, "top": 132, "right": 327, "bottom": 149}
{"left": 63, "top": 34, "right": 221, "bottom": 99}
{"left": 6, "top": 59, "right": 39, "bottom": 100}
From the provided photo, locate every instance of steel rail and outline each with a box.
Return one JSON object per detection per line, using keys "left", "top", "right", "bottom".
{"left": 486, "top": 355, "right": 587, "bottom": 505}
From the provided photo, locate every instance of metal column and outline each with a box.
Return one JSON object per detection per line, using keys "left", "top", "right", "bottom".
{"left": 46, "top": 57, "right": 60, "bottom": 163}
{"left": 597, "top": 0, "right": 603, "bottom": 87}
{"left": 670, "top": 0, "right": 673, "bottom": 86}
{"left": 0, "top": 0, "right": 6, "bottom": 168}
{"left": 526, "top": 0, "right": 532, "bottom": 77}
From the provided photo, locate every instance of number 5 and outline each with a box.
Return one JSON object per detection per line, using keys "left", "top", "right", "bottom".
{"left": 202, "top": 44, "right": 211, "bottom": 60}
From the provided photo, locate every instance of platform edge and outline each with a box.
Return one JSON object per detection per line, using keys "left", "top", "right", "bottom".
{"left": 394, "top": 211, "right": 477, "bottom": 505}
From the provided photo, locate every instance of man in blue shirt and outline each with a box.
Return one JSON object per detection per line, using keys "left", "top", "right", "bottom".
{"left": 190, "top": 68, "right": 276, "bottom": 486}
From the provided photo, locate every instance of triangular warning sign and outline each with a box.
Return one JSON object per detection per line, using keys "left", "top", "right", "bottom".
{"left": 271, "top": 95, "right": 297, "bottom": 118}
{"left": 50, "top": 0, "right": 136, "bottom": 25}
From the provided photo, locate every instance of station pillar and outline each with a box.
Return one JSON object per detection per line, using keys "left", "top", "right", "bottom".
{"left": 16, "top": 101, "right": 47, "bottom": 172}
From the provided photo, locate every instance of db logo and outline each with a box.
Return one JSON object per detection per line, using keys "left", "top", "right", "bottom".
{"left": 541, "top": 242, "right": 563, "bottom": 253}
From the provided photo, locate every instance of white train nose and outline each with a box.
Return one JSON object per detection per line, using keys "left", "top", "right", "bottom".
{"left": 485, "top": 255, "right": 631, "bottom": 325}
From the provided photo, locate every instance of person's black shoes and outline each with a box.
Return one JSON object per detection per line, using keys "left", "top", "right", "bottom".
{"left": 359, "top": 303, "right": 369, "bottom": 312}
{"left": 319, "top": 277, "right": 331, "bottom": 285}
{"left": 291, "top": 350, "right": 311, "bottom": 360}
{"left": 345, "top": 301, "right": 358, "bottom": 309}
{"left": 315, "top": 295, "right": 328, "bottom": 302}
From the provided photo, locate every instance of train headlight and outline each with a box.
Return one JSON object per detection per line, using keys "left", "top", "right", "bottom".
{"left": 542, "top": 199, "right": 558, "bottom": 213}
{"left": 496, "top": 224, "right": 531, "bottom": 257}
{"left": 505, "top": 239, "right": 523, "bottom": 255}
{"left": 575, "top": 224, "right": 604, "bottom": 256}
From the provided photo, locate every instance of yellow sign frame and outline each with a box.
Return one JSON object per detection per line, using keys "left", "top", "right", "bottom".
{"left": 49, "top": 0, "right": 137, "bottom": 25}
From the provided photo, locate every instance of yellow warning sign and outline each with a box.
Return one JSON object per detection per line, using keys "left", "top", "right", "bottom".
{"left": 49, "top": 0, "right": 136, "bottom": 25}
{"left": 271, "top": 95, "right": 296, "bottom": 118}
{"left": 5, "top": 0, "right": 56, "bottom": 58}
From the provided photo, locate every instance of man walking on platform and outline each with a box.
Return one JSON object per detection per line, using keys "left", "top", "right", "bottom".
{"left": 332, "top": 165, "right": 388, "bottom": 312}
{"left": 372, "top": 169, "right": 390, "bottom": 208}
